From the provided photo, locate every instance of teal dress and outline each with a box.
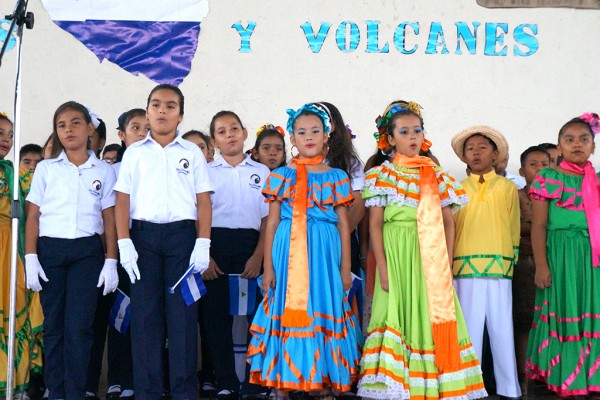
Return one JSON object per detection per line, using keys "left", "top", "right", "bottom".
{"left": 246, "top": 166, "right": 362, "bottom": 393}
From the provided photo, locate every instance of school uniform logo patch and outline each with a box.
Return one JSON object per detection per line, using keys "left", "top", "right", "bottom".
{"left": 177, "top": 158, "right": 190, "bottom": 175}
{"left": 89, "top": 180, "right": 102, "bottom": 198}
{"left": 249, "top": 174, "right": 261, "bottom": 190}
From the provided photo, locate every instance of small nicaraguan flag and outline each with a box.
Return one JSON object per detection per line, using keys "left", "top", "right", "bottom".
{"left": 109, "top": 289, "right": 131, "bottom": 335}
{"left": 40, "top": 0, "right": 209, "bottom": 85}
{"left": 229, "top": 274, "right": 258, "bottom": 316}
{"left": 347, "top": 273, "right": 363, "bottom": 323}
{"left": 181, "top": 269, "right": 207, "bottom": 306}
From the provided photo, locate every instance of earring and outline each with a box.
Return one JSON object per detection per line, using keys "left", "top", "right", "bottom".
{"left": 290, "top": 145, "right": 299, "bottom": 158}
{"left": 322, "top": 143, "right": 330, "bottom": 157}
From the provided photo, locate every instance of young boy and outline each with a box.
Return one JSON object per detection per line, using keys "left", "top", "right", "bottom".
{"left": 512, "top": 146, "right": 550, "bottom": 394}
{"left": 451, "top": 125, "right": 521, "bottom": 399}
{"left": 102, "top": 143, "right": 121, "bottom": 164}
{"left": 19, "top": 143, "right": 42, "bottom": 172}
{"left": 114, "top": 84, "right": 213, "bottom": 400}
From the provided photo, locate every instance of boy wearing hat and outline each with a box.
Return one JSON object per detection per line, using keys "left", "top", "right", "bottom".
{"left": 451, "top": 126, "right": 521, "bottom": 399}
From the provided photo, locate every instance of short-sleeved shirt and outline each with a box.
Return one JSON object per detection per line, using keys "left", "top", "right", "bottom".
{"left": 208, "top": 155, "right": 269, "bottom": 231}
{"left": 114, "top": 132, "right": 213, "bottom": 223}
{"left": 27, "top": 150, "right": 117, "bottom": 238}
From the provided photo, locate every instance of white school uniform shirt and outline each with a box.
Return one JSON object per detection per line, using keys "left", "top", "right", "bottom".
{"left": 26, "top": 150, "right": 117, "bottom": 239}
{"left": 324, "top": 156, "right": 365, "bottom": 192}
{"left": 114, "top": 132, "right": 213, "bottom": 223}
{"left": 208, "top": 155, "right": 269, "bottom": 231}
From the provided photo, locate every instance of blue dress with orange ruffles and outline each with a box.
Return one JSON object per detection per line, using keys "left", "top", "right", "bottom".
{"left": 246, "top": 166, "right": 363, "bottom": 393}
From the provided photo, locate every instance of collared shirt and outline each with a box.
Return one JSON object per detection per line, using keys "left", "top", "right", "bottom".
{"left": 208, "top": 155, "right": 269, "bottom": 230}
{"left": 453, "top": 170, "right": 520, "bottom": 279}
{"left": 27, "top": 150, "right": 117, "bottom": 239}
{"left": 324, "top": 156, "right": 365, "bottom": 192}
{"left": 114, "top": 132, "right": 213, "bottom": 223}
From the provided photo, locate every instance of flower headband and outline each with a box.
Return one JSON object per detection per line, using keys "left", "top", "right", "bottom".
{"left": 256, "top": 123, "right": 285, "bottom": 137}
{"left": 346, "top": 124, "right": 356, "bottom": 139}
{"left": 374, "top": 101, "right": 427, "bottom": 154}
{"left": 580, "top": 112, "right": 600, "bottom": 135}
{"left": 286, "top": 103, "right": 332, "bottom": 135}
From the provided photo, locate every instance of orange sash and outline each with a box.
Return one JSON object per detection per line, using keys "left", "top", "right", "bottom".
{"left": 393, "top": 153, "right": 461, "bottom": 372}
{"left": 282, "top": 155, "right": 324, "bottom": 328}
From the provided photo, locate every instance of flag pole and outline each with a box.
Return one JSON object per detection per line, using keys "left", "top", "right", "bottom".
{"left": 2, "top": 0, "right": 34, "bottom": 398}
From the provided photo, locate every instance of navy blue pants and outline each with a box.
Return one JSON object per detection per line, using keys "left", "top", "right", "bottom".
{"left": 199, "top": 227, "right": 260, "bottom": 393}
{"left": 129, "top": 219, "right": 198, "bottom": 400}
{"left": 38, "top": 235, "right": 104, "bottom": 400}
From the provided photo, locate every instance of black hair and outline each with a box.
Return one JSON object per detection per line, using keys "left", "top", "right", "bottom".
{"left": 147, "top": 84, "right": 184, "bottom": 115}
{"left": 182, "top": 130, "right": 211, "bottom": 147}
{"left": 558, "top": 114, "right": 598, "bottom": 142}
{"left": 118, "top": 108, "right": 146, "bottom": 131}
{"left": 317, "top": 102, "right": 362, "bottom": 179}
{"left": 50, "top": 101, "right": 92, "bottom": 159}
{"left": 386, "top": 99, "right": 425, "bottom": 134}
{"left": 462, "top": 133, "right": 498, "bottom": 154}
{"left": 519, "top": 145, "right": 550, "bottom": 167}
{"left": 251, "top": 127, "right": 287, "bottom": 168}
{"left": 19, "top": 144, "right": 42, "bottom": 161}
{"left": 102, "top": 143, "right": 121, "bottom": 157}
{"left": 95, "top": 118, "right": 106, "bottom": 142}
{"left": 538, "top": 142, "right": 557, "bottom": 151}
{"left": 209, "top": 111, "right": 244, "bottom": 138}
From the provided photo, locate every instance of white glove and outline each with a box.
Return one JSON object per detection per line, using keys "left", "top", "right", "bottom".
{"left": 118, "top": 238, "right": 140, "bottom": 283}
{"left": 25, "top": 254, "right": 49, "bottom": 292}
{"left": 190, "top": 238, "right": 211, "bottom": 274}
{"left": 97, "top": 258, "right": 119, "bottom": 296}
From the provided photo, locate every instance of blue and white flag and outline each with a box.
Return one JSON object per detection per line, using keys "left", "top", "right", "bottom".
{"left": 109, "top": 289, "right": 131, "bottom": 335}
{"left": 40, "top": 0, "right": 209, "bottom": 85}
{"left": 229, "top": 275, "right": 258, "bottom": 316}
{"left": 181, "top": 270, "right": 207, "bottom": 306}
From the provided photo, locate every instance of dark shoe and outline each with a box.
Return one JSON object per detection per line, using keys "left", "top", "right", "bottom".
{"left": 200, "top": 381, "right": 218, "bottom": 398}
{"left": 498, "top": 396, "right": 522, "bottom": 400}
{"left": 86, "top": 394, "right": 101, "bottom": 400}
{"left": 105, "top": 392, "right": 121, "bottom": 400}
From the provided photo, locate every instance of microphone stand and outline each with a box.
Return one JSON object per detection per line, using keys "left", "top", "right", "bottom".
{"left": 1, "top": 0, "right": 34, "bottom": 398}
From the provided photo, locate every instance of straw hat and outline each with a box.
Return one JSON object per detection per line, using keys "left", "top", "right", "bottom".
{"left": 451, "top": 125, "right": 509, "bottom": 164}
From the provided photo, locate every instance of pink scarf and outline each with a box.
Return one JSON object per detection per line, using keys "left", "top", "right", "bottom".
{"left": 560, "top": 160, "right": 600, "bottom": 267}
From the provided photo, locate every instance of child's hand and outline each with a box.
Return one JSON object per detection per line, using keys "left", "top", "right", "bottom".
{"left": 202, "top": 257, "right": 224, "bottom": 281}
{"left": 241, "top": 253, "right": 262, "bottom": 279}
{"left": 379, "top": 269, "right": 389, "bottom": 292}
{"left": 261, "top": 269, "right": 276, "bottom": 292}
{"left": 341, "top": 270, "right": 353, "bottom": 291}
{"left": 535, "top": 264, "right": 552, "bottom": 289}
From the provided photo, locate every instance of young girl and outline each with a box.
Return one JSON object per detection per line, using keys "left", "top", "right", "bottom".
{"left": 0, "top": 113, "right": 44, "bottom": 399}
{"left": 25, "top": 102, "right": 119, "bottom": 400}
{"left": 250, "top": 123, "right": 286, "bottom": 170}
{"left": 358, "top": 101, "right": 485, "bottom": 400}
{"left": 115, "top": 85, "right": 212, "bottom": 400}
{"left": 247, "top": 103, "right": 362, "bottom": 400}
{"left": 116, "top": 108, "right": 149, "bottom": 162}
{"left": 526, "top": 113, "right": 600, "bottom": 397}
{"left": 183, "top": 129, "right": 211, "bottom": 161}
{"left": 199, "top": 111, "right": 270, "bottom": 399}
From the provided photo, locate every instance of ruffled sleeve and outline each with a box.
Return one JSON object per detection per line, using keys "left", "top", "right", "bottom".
{"left": 529, "top": 168, "right": 564, "bottom": 201}
{"left": 362, "top": 161, "right": 468, "bottom": 211}
{"left": 437, "top": 170, "right": 469, "bottom": 213}
{"left": 262, "top": 167, "right": 292, "bottom": 203}
{"left": 262, "top": 166, "right": 354, "bottom": 208}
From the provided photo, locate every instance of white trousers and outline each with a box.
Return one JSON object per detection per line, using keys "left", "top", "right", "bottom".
{"left": 454, "top": 278, "right": 521, "bottom": 397}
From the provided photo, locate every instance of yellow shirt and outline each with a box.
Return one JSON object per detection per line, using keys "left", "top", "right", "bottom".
{"left": 453, "top": 170, "right": 520, "bottom": 279}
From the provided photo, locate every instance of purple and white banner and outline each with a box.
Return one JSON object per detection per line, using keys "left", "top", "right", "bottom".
{"left": 41, "top": 0, "right": 209, "bottom": 85}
